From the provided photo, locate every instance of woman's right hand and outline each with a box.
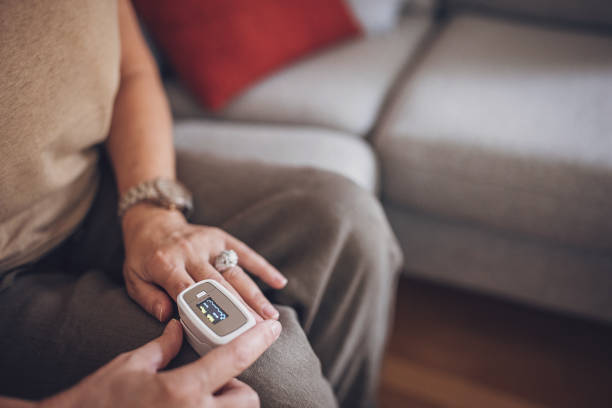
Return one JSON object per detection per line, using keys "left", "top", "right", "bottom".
{"left": 36, "top": 319, "right": 281, "bottom": 408}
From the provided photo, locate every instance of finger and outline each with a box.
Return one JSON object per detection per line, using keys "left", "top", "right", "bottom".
{"left": 187, "top": 261, "right": 264, "bottom": 322}
{"left": 223, "top": 266, "right": 279, "bottom": 320}
{"left": 223, "top": 234, "right": 287, "bottom": 289}
{"left": 215, "top": 379, "right": 259, "bottom": 408}
{"left": 130, "top": 319, "right": 183, "bottom": 372}
{"left": 213, "top": 378, "right": 246, "bottom": 396}
{"left": 124, "top": 269, "right": 174, "bottom": 322}
{"left": 145, "top": 251, "right": 194, "bottom": 300}
{"left": 168, "top": 319, "right": 281, "bottom": 392}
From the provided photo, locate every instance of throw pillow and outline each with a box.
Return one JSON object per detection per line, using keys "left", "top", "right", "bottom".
{"left": 133, "top": 0, "right": 361, "bottom": 110}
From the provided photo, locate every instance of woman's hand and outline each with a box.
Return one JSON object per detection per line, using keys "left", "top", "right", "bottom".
{"left": 106, "top": 0, "right": 285, "bottom": 323}
{"left": 121, "top": 204, "right": 287, "bottom": 322}
{"left": 37, "top": 319, "right": 282, "bottom": 408}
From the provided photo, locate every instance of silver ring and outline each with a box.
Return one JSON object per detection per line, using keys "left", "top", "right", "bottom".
{"left": 214, "top": 249, "right": 238, "bottom": 272}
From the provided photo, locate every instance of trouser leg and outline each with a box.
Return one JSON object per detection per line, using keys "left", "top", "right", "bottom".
{"left": 177, "top": 152, "right": 403, "bottom": 407}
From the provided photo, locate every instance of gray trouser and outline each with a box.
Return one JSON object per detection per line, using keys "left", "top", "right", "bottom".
{"left": 0, "top": 149, "right": 402, "bottom": 407}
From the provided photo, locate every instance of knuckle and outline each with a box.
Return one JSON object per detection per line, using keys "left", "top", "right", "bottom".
{"left": 171, "top": 279, "right": 191, "bottom": 297}
{"left": 204, "top": 226, "right": 222, "bottom": 238}
{"left": 113, "top": 351, "right": 130, "bottom": 363}
{"left": 175, "top": 237, "right": 192, "bottom": 252}
{"left": 123, "top": 268, "right": 137, "bottom": 286}
{"left": 156, "top": 263, "right": 189, "bottom": 295}
{"left": 185, "top": 230, "right": 201, "bottom": 242}
{"left": 115, "top": 351, "right": 137, "bottom": 366}
{"left": 209, "top": 226, "right": 223, "bottom": 235}
{"left": 223, "top": 266, "right": 241, "bottom": 281}
{"left": 147, "top": 250, "right": 171, "bottom": 271}
{"left": 169, "top": 230, "right": 183, "bottom": 241}
{"left": 125, "top": 281, "right": 137, "bottom": 298}
{"left": 196, "top": 266, "right": 214, "bottom": 280}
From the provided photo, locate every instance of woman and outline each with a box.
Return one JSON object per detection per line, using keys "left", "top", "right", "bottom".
{"left": 0, "top": 1, "right": 402, "bottom": 407}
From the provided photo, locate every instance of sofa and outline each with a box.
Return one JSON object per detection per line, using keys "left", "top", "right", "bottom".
{"left": 151, "top": 1, "right": 612, "bottom": 322}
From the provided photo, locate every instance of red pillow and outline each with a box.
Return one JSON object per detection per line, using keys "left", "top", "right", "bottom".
{"left": 133, "top": 0, "right": 361, "bottom": 111}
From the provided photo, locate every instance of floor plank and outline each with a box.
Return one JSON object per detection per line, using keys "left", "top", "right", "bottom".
{"left": 378, "top": 277, "right": 612, "bottom": 407}
{"left": 383, "top": 358, "right": 545, "bottom": 408}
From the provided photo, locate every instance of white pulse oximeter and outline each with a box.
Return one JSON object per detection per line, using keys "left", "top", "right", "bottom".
{"left": 177, "top": 279, "right": 256, "bottom": 355}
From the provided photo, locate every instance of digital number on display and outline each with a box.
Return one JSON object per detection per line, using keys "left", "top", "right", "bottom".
{"left": 197, "top": 298, "right": 228, "bottom": 325}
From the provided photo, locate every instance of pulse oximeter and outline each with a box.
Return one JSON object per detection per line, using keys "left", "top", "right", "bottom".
{"left": 177, "top": 279, "right": 256, "bottom": 355}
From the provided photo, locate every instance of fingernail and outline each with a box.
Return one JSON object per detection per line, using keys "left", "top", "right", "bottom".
{"left": 263, "top": 304, "right": 279, "bottom": 319}
{"left": 270, "top": 320, "right": 282, "bottom": 337}
{"left": 154, "top": 302, "right": 164, "bottom": 322}
{"left": 279, "top": 277, "right": 288, "bottom": 287}
{"left": 171, "top": 318, "right": 182, "bottom": 331}
{"left": 166, "top": 318, "right": 177, "bottom": 330}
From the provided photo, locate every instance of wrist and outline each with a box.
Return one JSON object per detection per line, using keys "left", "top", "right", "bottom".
{"left": 121, "top": 202, "right": 187, "bottom": 236}
{"left": 118, "top": 178, "right": 193, "bottom": 219}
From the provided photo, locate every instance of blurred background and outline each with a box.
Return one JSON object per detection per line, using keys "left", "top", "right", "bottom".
{"left": 133, "top": 0, "right": 612, "bottom": 406}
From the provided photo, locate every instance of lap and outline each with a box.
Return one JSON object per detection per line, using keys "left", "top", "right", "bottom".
{"left": 0, "top": 267, "right": 335, "bottom": 407}
{"left": 0, "top": 152, "right": 396, "bottom": 407}
{"left": 0, "top": 267, "right": 164, "bottom": 398}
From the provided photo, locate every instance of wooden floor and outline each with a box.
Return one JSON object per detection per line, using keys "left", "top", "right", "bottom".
{"left": 378, "top": 277, "right": 612, "bottom": 408}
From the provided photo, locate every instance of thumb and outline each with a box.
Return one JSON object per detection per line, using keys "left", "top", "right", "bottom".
{"left": 130, "top": 319, "right": 184, "bottom": 372}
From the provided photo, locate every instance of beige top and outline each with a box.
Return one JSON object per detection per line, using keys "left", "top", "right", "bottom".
{"left": 0, "top": 0, "right": 120, "bottom": 274}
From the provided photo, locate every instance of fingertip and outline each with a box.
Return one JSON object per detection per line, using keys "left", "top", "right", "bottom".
{"left": 154, "top": 296, "right": 174, "bottom": 322}
{"left": 267, "top": 319, "right": 282, "bottom": 339}
{"left": 136, "top": 318, "right": 184, "bottom": 371}
{"left": 126, "top": 277, "right": 173, "bottom": 323}
{"left": 166, "top": 318, "right": 184, "bottom": 343}
{"left": 154, "top": 301, "right": 164, "bottom": 322}
{"left": 164, "top": 318, "right": 179, "bottom": 333}
{"left": 162, "top": 298, "right": 175, "bottom": 321}
{"left": 262, "top": 304, "right": 280, "bottom": 320}
{"left": 258, "top": 319, "right": 281, "bottom": 338}
{"left": 272, "top": 269, "right": 288, "bottom": 288}
{"left": 267, "top": 274, "right": 287, "bottom": 289}
{"left": 156, "top": 320, "right": 183, "bottom": 369}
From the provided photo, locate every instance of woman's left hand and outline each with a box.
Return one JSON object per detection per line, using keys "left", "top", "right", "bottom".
{"left": 120, "top": 204, "right": 287, "bottom": 322}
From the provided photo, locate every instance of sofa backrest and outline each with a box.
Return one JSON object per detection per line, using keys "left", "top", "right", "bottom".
{"left": 444, "top": 0, "right": 612, "bottom": 29}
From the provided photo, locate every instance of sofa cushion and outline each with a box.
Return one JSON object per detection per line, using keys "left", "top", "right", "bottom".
{"left": 216, "top": 14, "right": 432, "bottom": 136}
{"left": 447, "top": 0, "right": 612, "bottom": 28}
{"left": 385, "top": 204, "right": 612, "bottom": 322}
{"left": 376, "top": 14, "right": 612, "bottom": 250}
{"left": 173, "top": 120, "right": 378, "bottom": 192}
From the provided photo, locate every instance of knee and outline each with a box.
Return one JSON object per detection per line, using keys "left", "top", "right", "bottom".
{"left": 291, "top": 168, "right": 403, "bottom": 278}
{"left": 239, "top": 307, "right": 337, "bottom": 408}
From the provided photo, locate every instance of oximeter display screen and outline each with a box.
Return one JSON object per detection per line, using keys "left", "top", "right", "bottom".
{"left": 197, "top": 298, "right": 228, "bottom": 325}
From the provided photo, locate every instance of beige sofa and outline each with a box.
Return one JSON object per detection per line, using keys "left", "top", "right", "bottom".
{"left": 157, "top": 1, "right": 612, "bottom": 322}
